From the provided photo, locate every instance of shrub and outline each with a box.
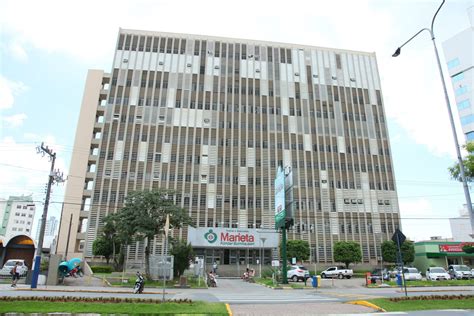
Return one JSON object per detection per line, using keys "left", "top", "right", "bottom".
{"left": 91, "top": 266, "right": 113, "bottom": 273}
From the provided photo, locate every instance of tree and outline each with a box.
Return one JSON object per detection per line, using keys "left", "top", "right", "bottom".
{"left": 381, "top": 240, "right": 415, "bottom": 264}
{"left": 449, "top": 142, "right": 474, "bottom": 183}
{"left": 462, "top": 244, "right": 474, "bottom": 254}
{"left": 333, "top": 241, "right": 362, "bottom": 269}
{"left": 170, "top": 240, "right": 194, "bottom": 278}
{"left": 283, "top": 240, "right": 310, "bottom": 262}
{"left": 113, "top": 189, "right": 193, "bottom": 279}
{"left": 92, "top": 237, "right": 113, "bottom": 264}
{"left": 101, "top": 214, "right": 124, "bottom": 270}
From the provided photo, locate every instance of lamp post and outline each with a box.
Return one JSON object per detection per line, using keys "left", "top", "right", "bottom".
{"left": 392, "top": 0, "right": 474, "bottom": 233}
{"left": 260, "top": 237, "right": 267, "bottom": 278}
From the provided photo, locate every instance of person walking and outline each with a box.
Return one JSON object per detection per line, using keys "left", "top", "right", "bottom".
{"left": 212, "top": 261, "right": 218, "bottom": 274}
{"left": 11, "top": 262, "right": 20, "bottom": 287}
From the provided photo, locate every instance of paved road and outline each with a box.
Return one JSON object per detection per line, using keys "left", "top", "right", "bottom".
{"left": 1, "top": 278, "right": 474, "bottom": 315}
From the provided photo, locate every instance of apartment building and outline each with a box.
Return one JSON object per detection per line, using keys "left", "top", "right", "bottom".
{"left": 442, "top": 6, "right": 474, "bottom": 142}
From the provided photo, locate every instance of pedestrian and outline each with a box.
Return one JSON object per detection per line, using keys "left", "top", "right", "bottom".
{"left": 11, "top": 262, "right": 20, "bottom": 287}
{"left": 212, "top": 261, "right": 218, "bottom": 274}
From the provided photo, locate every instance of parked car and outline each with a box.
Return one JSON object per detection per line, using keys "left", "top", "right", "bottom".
{"left": 402, "top": 267, "right": 422, "bottom": 281}
{"left": 426, "top": 267, "right": 450, "bottom": 281}
{"left": 0, "top": 259, "right": 28, "bottom": 276}
{"left": 287, "top": 265, "right": 310, "bottom": 282}
{"left": 320, "top": 266, "right": 353, "bottom": 279}
{"left": 448, "top": 265, "right": 472, "bottom": 280}
{"left": 370, "top": 268, "right": 390, "bottom": 283}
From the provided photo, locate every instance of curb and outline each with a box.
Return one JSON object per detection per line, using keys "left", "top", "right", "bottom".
{"left": 347, "top": 300, "right": 386, "bottom": 312}
{"left": 225, "top": 303, "right": 232, "bottom": 316}
{"left": 15, "top": 288, "right": 174, "bottom": 295}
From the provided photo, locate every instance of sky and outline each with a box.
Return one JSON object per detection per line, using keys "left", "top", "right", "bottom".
{"left": 0, "top": 0, "right": 472, "bottom": 243}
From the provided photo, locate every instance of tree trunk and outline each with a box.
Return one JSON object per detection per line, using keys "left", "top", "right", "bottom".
{"left": 345, "top": 262, "right": 349, "bottom": 269}
{"left": 145, "top": 237, "right": 151, "bottom": 280}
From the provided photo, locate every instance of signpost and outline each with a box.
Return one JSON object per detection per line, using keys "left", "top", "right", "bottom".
{"left": 392, "top": 228, "right": 408, "bottom": 297}
{"left": 274, "top": 166, "right": 294, "bottom": 284}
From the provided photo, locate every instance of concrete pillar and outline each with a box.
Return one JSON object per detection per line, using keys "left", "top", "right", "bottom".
{"left": 46, "top": 254, "right": 63, "bottom": 285}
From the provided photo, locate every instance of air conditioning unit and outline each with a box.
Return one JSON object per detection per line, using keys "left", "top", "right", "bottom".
{"left": 123, "top": 59, "right": 128, "bottom": 63}
{"left": 158, "top": 61, "right": 164, "bottom": 65}
{"left": 214, "top": 65, "right": 220, "bottom": 69}
{"left": 312, "top": 74, "right": 318, "bottom": 78}
{"left": 187, "top": 63, "right": 192, "bottom": 67}
{"left": 255, "top": 69, "right": 260, "bottom": 73}
{"left": 294, "top": 72, "right": 300, "bottom": 76}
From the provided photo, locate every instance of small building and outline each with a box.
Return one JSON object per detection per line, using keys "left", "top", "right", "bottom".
{"left": 414, "top": 240, "right": 474, "bottom": 272}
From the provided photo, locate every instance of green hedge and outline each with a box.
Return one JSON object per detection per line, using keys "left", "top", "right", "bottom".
{"left": 91, "top": 266, "right": 113, "bottom": 273}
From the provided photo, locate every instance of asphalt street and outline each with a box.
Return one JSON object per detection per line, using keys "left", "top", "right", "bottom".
{"left": 0, "top": 277, "right": 473, "bottom": 315}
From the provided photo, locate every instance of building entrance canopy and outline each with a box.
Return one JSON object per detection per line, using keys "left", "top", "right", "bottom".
{"left": 187, "top": 227, "right": 279, "bottom": 249}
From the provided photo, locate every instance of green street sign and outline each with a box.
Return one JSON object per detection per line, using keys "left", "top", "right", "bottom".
{"left": 274, "top": 166, "right": 286, "bottom": 228}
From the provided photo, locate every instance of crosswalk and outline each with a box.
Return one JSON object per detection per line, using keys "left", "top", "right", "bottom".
{"left": 212, "top": 293, "right": 339, "bottom": 303}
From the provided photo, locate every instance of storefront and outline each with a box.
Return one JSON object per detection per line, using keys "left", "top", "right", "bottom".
{"left": 187, "top": 227, "right": 279, "bottom": 276}
{"left": 414, "top": 241, "right": 474, "bottom": 272}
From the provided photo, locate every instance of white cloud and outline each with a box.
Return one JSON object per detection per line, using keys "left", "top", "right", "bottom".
{"left": 2, "top": 113, "right": 27, "bottom": 127}
{"left": 0, "top": 75, "right": 28, "bottom": 109}
{"left": 399, "top": 198, "right": 452, "bottom": 241}
{"left": 8, "top": 40, "right": 28, "bottom": 62}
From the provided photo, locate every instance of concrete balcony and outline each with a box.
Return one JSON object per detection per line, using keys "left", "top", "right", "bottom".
{"left": 76, "top": 232, "right": 86, "bottom": 240}
{"left": 91, "top": 138, "right": 100, "bottom": 146}
{"left": 83, "top": 189, "right": 92, "bottom": 197}
{"left": 88, "top": 154, "right": 98, "bottom": 163}
{"left": 79, "top": 211, "right": 89, "bottom": 219}
{"left": 96, "top": 105, "right": 106, "bottom": 115}
{"left": 85, "top": 172, "right": 95, "bottom": 181}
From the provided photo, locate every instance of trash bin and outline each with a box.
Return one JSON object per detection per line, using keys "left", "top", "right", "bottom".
{"left": 396, "top": 274, "right": 403, "bottom": 286}
{"left": 312, "top": 275, "right": 318, "bottom": 288}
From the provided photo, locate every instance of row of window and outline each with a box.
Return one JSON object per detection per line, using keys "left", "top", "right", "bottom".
{"left": 14, "top": 212, "right": 33, "bottom": 218}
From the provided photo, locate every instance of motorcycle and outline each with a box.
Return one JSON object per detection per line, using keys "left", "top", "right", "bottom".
{"left": 134, "top": 272, "right": 145, "bottom": 294}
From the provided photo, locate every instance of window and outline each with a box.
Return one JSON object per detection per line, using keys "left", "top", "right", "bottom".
{"left": 467, "top": 132, "right": 474, "bottom": 141}
{"left": 452, "top": 72, "right": 464, "bottom": 82}
{"left": 457, "top": 99, "right": 470, "bottom": 110}
{"left": 461, "top": 114, "right": 474, "bottom": 126}
{"left": 456, "top": 86, "right": 468, "bottom": 96}
{"left": 447, "top": 58, "right": 460, "bottom": 69}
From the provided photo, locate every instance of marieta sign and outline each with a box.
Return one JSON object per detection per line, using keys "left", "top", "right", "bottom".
{"left": 187, "top": 227, "right": 278, "bottom": 249}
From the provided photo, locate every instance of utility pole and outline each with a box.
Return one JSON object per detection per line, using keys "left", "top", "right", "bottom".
{"left": 31, "top": 143, "right": 65, "bottom": 288}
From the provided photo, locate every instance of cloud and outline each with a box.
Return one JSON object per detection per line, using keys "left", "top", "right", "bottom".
{"left": 0, "top": 75, "right": 28, "bottom": 109}
{"left": 8, "top": 40, "right": 28, "bottom": 62}
{"left": 399, "top": 198, "right": 452, "bottom": 241}
{"left": 2, "top": 113, "right": 27, "bottom": 127}
{"left": 0, "top": 136, "right": 68, "bottom": 206}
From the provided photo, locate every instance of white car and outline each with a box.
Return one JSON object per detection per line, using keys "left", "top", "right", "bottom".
{"left": 287, "top": 265, "right": 310, "bottom": 282}
{"left": 448, "top": 265, "right": 472, "bottom": 280}
{"left": 403, "top": 267, "right": 422, "bottom": 281}
{"left": 0, "top": 259, "right": 28, "bottom": 276}
{"left": 426, "top": 267, "right": 450, "bottom": 281}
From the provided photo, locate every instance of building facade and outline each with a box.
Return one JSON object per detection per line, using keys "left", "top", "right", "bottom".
{"left": 450, "top": 205, "right": 472, "bottom": 242}
{"left": 442, "top": 6, "right": 474, "bottom": 141}
{"left": 35, "top": 215, "right": 58, "bottom": 248}
{"left": 57, "top": 29, "right": 400, "bottom": 268}
{"left": 0, "top": 195, "right": 36, "bottom": 239}
{"left": 414, "top": 240, "right": 474, "bottom": 273}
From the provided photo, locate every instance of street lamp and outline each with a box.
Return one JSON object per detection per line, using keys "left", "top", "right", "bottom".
{"left": 392, "top": 0, "right": 474, "bottom": 232}
{"left": 260, "top": 237, "right": 267, "bottom": 278}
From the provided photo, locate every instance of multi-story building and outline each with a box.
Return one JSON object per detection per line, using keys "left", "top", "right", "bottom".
{"left": 57, "top": 29, "right": 400, "bottom": 268}
{"left": 450, "top": 205, "right": 473, "bottom": 242}
{"left": 35, "top": 215, "right": 58, "bottom": 248}
{"left": 0, "top": 195, "right": 36, "bottom": 239}
{"left": 442, "top": 6, "right": 474, "bottom": 142}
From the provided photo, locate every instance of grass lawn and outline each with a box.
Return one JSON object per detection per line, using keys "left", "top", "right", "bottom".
{"left": 0, "top": 300, "right": 228, "bottom": 315}
{"left": 369, "top": 279, "right": 474, "bottom": 287}
{"left": 369, "top": 297, "right": 474, "bottom": 312}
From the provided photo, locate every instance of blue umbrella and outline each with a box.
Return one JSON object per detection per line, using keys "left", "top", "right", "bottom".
{"left": 68, "top": 258, "right": 82, "bottom": 267}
